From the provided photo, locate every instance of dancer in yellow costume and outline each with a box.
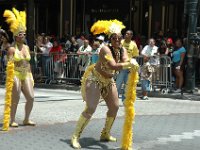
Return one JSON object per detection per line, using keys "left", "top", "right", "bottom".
{"left": 2, "top": 8, "right": 35, "bottom": 131}
{"left": 71, "top": 20, "right": 139, "bottom": 149}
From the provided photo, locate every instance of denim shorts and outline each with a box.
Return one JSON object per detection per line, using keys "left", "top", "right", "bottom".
{"left": 141, "top": 80, "right": 151, "bottom": 92}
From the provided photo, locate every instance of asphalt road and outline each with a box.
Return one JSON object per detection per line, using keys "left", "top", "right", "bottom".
{"left": 0, "top": 87, "right": 200, "bottom": 150}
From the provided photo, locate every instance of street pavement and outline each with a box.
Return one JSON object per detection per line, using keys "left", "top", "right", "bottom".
{"left": 0, "top": 87, "right": 200, "bottom": 150}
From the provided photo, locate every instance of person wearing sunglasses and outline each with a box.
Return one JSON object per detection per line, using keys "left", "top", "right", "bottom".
{"left": 2, "top": 8, "right": 35, "bottom": 131}
{"left": 70, "top": 20, "right": 139, "bottom": 149}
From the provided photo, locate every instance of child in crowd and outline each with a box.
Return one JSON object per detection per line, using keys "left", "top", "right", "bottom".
{"left": 140, "top": 55, "right": 155, "bottom": 100}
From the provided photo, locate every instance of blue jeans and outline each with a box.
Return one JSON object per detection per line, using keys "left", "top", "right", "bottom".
{"left": 42, "top": 56, "right": 51, "bottom": 77}
{"left": 141, "top": 80, "right": 151, "bottom": 92}
{"left": 116, "top": 69, "right": 129, "bottom": 102}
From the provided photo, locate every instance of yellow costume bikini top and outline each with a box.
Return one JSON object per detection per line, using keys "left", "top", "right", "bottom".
{"left": 13, "top": 44, "right": 31, "bottom": 80}
{"left": 100, "top": 45, "right": 123, "bottom": 75}
{"left": 13, "top": 45, "right": 31, "bottom": 62}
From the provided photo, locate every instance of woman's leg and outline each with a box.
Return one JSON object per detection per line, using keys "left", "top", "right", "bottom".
{"left": 103, "top": 84, "right": 119, "bottom": 117}
{"left": 83, "top": 81, "right": 101, "bottom": 118}
{"left": 71, "top": 81, "right": 101, "bottom": 149}
{"left": 178, "top": 70, "right": 184, "bottom": 89}
{"left": 21, "top": 76, "right": 35, "bottom": 125}
{"left": 100, "top": 84, "right": 119, "bottom": 142}
{"left": 174, "top": 69, "right": 180, "bottom": 89}
{"left": 174, "top": 69, "right": 183, "bottom": 89}
{"left": 10, "top": 77, "right": 21, "bottom": 126}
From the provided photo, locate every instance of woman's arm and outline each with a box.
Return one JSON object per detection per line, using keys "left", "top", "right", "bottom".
{"left": 7, "top": 47, "right": 15, "bottom": 60}
{"left": 100, "top": 46, "right": 135, "bottom": 71}
{"left": 179, "top": 52, "right": 186, "bottom": 66}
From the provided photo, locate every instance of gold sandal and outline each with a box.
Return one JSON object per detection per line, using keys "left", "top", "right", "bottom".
{"left": 10, "top": 122, "right": 19, "bottom": 127}
{"left": 23, "top": 120, "right": 36, "bottom": 126}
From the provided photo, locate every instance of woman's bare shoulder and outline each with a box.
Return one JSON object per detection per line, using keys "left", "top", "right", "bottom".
{"left": 100, "top": 45, "right": 111, "bottom": 54}
{"left": 7, "top": 46, "right": 16, "bottom": 56}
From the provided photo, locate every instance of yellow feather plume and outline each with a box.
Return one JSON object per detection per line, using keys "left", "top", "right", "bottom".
{"left": 2, "top": 61, "right": 14, "bottom": 131}
{"left": 20, "top": 11, "right": 26, "bottom": 29}
{"left": 3, "top": 7, "right": 26, "bottom": 36}
{"left": 121, "top": 68, "right": 139, "bottom": 150}
{"left": 90, "top": 19, "right": 125, "bottom": 35}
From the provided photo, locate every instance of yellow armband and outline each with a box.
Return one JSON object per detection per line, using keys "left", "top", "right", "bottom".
{"left": 121, "top": 59, "right": 140, "bottom": 71}
{"left": 104, "top": 54, "right": 114, "bottom": 61}
{"left": 121, "top": 62, "right": 132, "bottom": 69}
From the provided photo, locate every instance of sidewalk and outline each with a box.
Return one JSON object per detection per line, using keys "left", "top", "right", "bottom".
{"left": 1, "top": 87, "right": 200, "bottom": 150}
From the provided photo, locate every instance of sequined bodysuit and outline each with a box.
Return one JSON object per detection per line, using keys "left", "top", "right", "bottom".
{"left": 13, "top": 45, "right": 32, "bottom": 80}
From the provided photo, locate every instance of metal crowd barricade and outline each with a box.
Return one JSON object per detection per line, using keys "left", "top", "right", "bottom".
{"left": 136, "top": 55, "right": 173, "bottom": 94}
{"left": 30, "top": 52, "right": 173, "bottom": 93}
{"left": 63, "top": 53, "right": 91, "bottom": 83}
{"left": 151, "top": 55, "right": 173, "bottom": 94}
{"left": 31, "top": 52, "right": 91, "bottom": 85}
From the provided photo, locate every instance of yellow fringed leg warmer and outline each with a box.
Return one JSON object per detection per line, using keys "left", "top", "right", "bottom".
{"left": 100, "top": 116, "right": 117, "bottom": 142}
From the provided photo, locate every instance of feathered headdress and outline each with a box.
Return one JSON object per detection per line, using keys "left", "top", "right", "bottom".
{"left": 90, "top": 19, "right": 125, "bottom": 36}
{"left": 3, "top": 7, "right": 26, "bottom": 36}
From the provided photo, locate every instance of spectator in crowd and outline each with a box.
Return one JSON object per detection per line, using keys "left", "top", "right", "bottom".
{"left": 77, "top": 39, "right": 92, "bottom": 74}
{"left": 41, "top": 36, "right": 53, "bottom": 77}
{"left": 90, "top": 41, "right": 100, "bottom": 64}
{"left": 116, "top": 30, "right": 139, "bottom": 103}
{"left": 35, "top": 35, "right": 44, "bottom": 79}
{"left": 165, "top": 38, "right": 174, "bottom": 57}
{"left": 96, "top": 35, "right": 105, "bottom": 48}
{"left": 141, "top": 38, "right": 158, "bottom": 56}
{"left": 141, "top": 38, "right": 159, "bottom": 65}
{"left": 65, "top": 34, "right": 72, "bottom": 53}
{"left": 77, "top": 32, "right": 86, "bottom": 48}
{"left": 158, "top": 40, "right": 167, "bottom": 56}
{"left": 49, "top": 39, "right": 66, "bottom": 80}
{"left": 172, "top": 38, "right": 186, "bottom": 93}
{"left": 69, "top": 36, "right": 79, "bottom": 53}
{"left": 155, "top": 30, "right": 165, "bottom": 48}
{"left": 0, "top": 29, "right": 10, "bottom": 70}
{"left": 140, "top": 54, "right": 155, "bottom": 100}
{"left": 66, "top": 36, "right": 79, "bottom": 78}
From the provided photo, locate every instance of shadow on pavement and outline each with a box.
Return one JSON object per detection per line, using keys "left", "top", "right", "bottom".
{"left": 60, "top": 137, "right": 111, "bottom": 149}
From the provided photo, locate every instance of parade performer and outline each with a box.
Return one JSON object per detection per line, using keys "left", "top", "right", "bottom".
{"left": 2, "top": 8, "right": 35, "bottom": 131}
{"left": 70, "top": 19, "right": 139, "bottom": 149}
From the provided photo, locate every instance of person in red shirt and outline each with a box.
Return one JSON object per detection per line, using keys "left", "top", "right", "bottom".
{"left": 50, "top": 39, "right": 63, "bottom": 62}
{"left": 49, "top": 39, "right": 66, "bottom": 80}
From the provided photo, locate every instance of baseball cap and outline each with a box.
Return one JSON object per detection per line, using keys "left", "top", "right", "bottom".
{"left": 96, "top": 35, "right": 105, "bottom": 41}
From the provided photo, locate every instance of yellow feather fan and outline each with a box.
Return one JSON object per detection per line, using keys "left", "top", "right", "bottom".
{"left": 3, "top": 7, "right": 26, "bottom": 36}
